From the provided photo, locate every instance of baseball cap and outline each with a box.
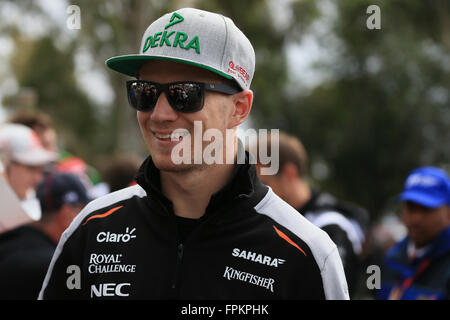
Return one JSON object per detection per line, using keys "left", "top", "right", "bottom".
{"left": 0, "top": 123, "right": 57, "bottom": 166}
{"left": 399, "top": 166, "right": 450, "bottom": 208}
{"left": 106, "top": 7, "right": 255, "bottom": 90}
{"left": 36, "top": 172, "right": 92, "bottom": 212}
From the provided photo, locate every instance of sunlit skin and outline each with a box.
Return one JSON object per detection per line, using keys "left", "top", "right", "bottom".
{"left": 401, "top": 201, "right": 450, "bottom": 248}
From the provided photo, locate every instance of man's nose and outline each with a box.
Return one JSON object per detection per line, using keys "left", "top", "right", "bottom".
{"left": 150, "top": 92, "right": 178, "bottom": 122}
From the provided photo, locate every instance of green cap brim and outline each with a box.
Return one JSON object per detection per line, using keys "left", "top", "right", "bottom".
{"left": 105, "top": 55, "right": 233, "bottom": 80}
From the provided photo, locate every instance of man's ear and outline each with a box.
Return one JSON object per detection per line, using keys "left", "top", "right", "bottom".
{"left": 230, "top": 89, "right": 253, "bottom": 128}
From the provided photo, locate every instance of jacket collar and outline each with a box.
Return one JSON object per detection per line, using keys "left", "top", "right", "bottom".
{"left": 135, "top": 150, "right": 267, "bottom": 219}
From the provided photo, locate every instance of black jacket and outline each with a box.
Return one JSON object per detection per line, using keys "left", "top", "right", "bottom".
{"left": 299, "top": 190, "right": 368, "bottom": 297}
{"left": 0, "top": 225, "right": 56, "bottom": 299}
{"left": 39, "top": 156, "right": 348, "bottom": 299}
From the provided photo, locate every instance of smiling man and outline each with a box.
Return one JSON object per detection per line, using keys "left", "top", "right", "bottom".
{"left": 134, "top": 60, "right": 249, "bottom": 219}
{"left": 39, "top": 8, "right": 348, "bottom": 300}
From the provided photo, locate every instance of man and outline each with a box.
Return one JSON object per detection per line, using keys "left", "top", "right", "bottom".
{"left": 39, "top": 8, "right": 348, "bottom": 300}
{"left": 377, "top": 166, "right": 450, "bottom": 300}
{"left": 255, "top": 131, "right": 368, "bottom": 298}
{"left": 0, "top": 123, "right": 57, "bottom": 221}
{"left": 0, "top": 172, "right": 91, "bottom": 299}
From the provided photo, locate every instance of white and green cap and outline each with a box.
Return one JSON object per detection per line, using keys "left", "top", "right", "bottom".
{"left": 106, "top": 8, "right": 255, "bottom": 90}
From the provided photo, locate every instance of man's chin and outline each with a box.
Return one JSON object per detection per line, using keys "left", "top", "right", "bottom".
{"left": 151, "top": 154, "right": 194, "bottom": 173}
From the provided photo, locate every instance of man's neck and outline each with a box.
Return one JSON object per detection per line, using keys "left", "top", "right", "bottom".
{"left": 161, "top": 162, "right": 236, "bottom": 219}
{"left": 33, "top": 220, "right": 59, "bottom": 244}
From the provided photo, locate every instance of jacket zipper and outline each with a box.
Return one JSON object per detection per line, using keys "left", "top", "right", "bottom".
{"left": 171, "top": 243, "right": 184, "bottom": 294}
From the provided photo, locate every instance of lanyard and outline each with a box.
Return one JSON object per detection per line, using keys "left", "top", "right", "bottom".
{"left": 388, "top": 259, "right": 431, "bottom": 300}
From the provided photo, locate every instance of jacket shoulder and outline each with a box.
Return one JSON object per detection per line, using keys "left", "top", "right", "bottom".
{"left": 254, "top": 188, "right": 349, "bottom": 299}
{"left": 71, "top": 184, "right": 146, "bottom": 230}
{"left": 38, "top": 184, "right": 147, "bottom": 299}
{"left": 254, "top": 188, "right": 337, "bottom": 263}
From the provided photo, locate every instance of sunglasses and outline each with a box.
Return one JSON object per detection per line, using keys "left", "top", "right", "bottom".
{"left": 126, "top": 80, "right": 241, "bottom": 113}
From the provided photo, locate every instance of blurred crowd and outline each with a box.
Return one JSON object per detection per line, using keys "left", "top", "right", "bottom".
{"left": 0, "top": 110, "right": 142, "bottom": 299}
{"left": 0, "top": 110, "right": 449, "bottom": 300}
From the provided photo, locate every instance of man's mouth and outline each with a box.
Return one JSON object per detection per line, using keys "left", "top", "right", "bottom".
{"left": 154, "top": 132, "right": 171, "bottom": 140}
{"left": 153, "top": 130, "right": 189, "bottom": 141}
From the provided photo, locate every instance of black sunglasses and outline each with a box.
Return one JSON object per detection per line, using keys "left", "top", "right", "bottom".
{"left": 126, "top": 80, "right": 241, "bottom": 113}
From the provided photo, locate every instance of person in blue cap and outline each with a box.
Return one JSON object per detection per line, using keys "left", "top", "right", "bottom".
{"left": 377, "top": 166, "right": 450, "bottom": 300}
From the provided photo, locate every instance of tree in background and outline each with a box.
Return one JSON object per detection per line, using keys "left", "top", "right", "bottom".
{"left": 274, "top": 0, "right": 450, "bottom": 220}
{"left": 7, "top": 35, "right": 99, "bottom": 159}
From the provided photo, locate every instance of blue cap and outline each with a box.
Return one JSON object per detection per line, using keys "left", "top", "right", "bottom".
{"left": 37, "top": 172, "right": 92, "bottom": 212}
{"left": 399, "top": 166, "right": 450, "bottom": 208}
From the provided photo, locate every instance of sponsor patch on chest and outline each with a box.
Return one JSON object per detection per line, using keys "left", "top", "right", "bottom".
{"left": 232, "top": 248, "right": 285, "bottom": 268}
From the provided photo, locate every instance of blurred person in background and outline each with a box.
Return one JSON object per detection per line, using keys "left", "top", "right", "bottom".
{"left": 9, "top": 111, "right": 105, "bottom": 199}
{"left": 100, "top": 153, "right": 142, "bottom": 192}
{"left": 355, "top": 214, "right": 407, "bottom": 299}
{"left": 377, "top": 166, "right": 450, "bottom": 300}
{"left": 255, "top": 131, "right": 369, "bottom": 298}
{"left": 0, "top": 172, "right": 91, "bottom": 299}
{"left": 9, "top": 111, "right": 58, "bottom": 153}
{"left": 0, "top": 123, "right": 57, "bottom": 219}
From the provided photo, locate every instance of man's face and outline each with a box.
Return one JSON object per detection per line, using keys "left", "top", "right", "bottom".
{"left": 401, "top": 201, "right": 450, "bottom": 248}
{"left": 137, "top": 60, "right": 237, "bottom": 172}
{"left": 6, "top": 162, "right": 44, "bottom": 200}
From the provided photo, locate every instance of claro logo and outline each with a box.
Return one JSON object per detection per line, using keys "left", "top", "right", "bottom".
{"left": 96, "top": 227, "right": 136, "bottom": 243}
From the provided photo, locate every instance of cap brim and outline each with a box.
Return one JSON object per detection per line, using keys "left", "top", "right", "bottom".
{"left": 106, "top": 54, "right": 233, "bottom": 81}
{"left": 13, "top": 150, "right": 58, "bottom": 166}
{"left": 399, "top": 190, "right": 446, "bottom": 209}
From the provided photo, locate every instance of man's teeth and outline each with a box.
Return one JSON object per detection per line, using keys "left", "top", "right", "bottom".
{"left": 155, "top": 133, "right": 171, "bottom": 139}
{"left": 155, "top": 131, "right": 189, "bottom": 140}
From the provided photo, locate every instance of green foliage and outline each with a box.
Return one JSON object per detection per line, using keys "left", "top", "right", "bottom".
{"left": 7, "top": 36, "right": 100, "bottom": 160}
{"left": 279, "top": 0, "right": 450, "bottom": 219}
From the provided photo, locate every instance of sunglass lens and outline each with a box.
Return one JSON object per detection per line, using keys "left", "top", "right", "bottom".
{"left": 168, "top": 83, "right": 203, "bottom": 112}
{"left": 128, "top": 82, "right": 159, "bottom": 111}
